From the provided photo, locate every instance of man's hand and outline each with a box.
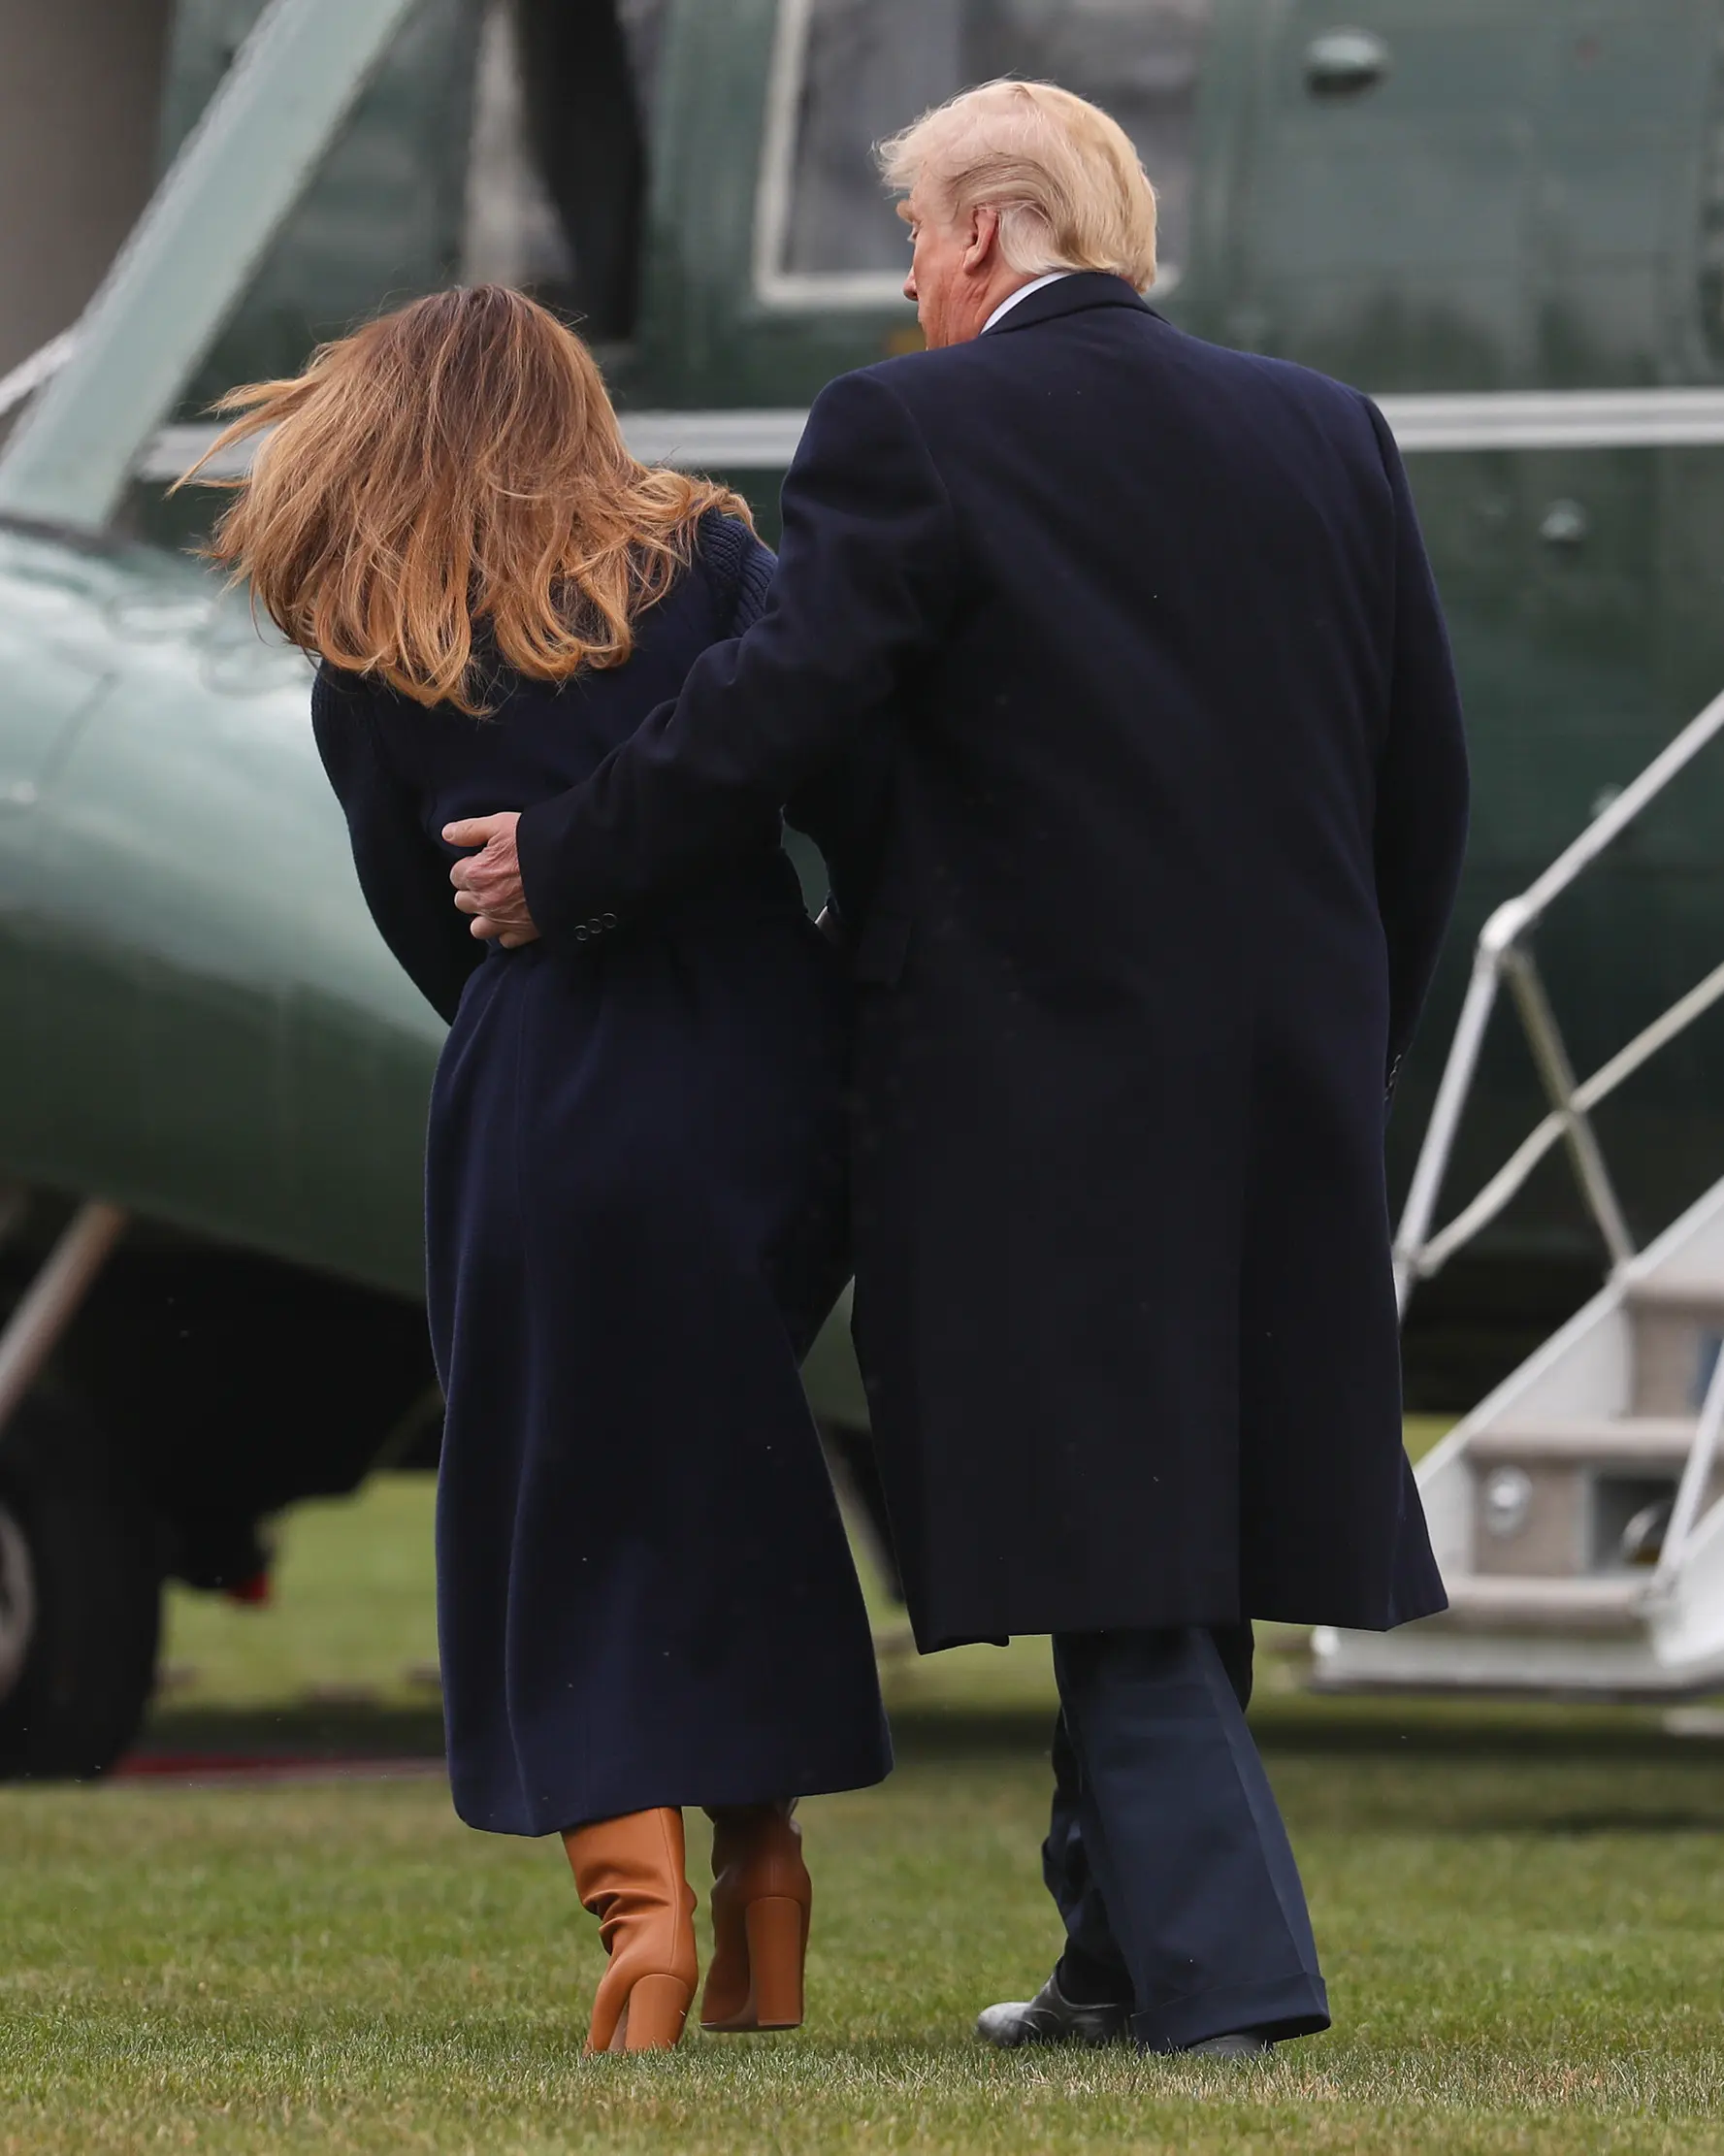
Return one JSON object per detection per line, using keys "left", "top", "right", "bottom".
{"left": 443, "top": 812, "right": 540, "bottom": 948}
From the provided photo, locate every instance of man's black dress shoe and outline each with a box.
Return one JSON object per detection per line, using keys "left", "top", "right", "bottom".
{"left": 979, "top": 1974, "right": 1278, "bottom": 2057}
{"left": 975, "top": 1969, "right": 1130, "bottom": 2048}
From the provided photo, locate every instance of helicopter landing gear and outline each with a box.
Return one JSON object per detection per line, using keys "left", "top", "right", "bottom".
{"left": 0, "top": 1202, "right": 159, "bottom": 1780}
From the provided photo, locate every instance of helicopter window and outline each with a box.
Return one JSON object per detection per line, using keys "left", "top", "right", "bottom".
{"left": 758, "top": 0, "right": 1211, "bottom": 305}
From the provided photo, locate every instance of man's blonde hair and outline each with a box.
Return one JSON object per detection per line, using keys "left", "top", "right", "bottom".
{"left": 878, "top": 80, "right": 1157, "bottom": 292}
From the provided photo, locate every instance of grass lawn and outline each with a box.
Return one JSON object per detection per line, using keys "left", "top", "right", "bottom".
{"left": 6, "top": 1441, "right": 1724, "bottom": 2154}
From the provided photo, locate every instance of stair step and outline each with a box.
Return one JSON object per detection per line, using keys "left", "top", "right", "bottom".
{"left": 1435, "top": 1575, "right": 1650, "bottom": 1635}
{"left": 1625, "top": 1279, "right": 1724, "bottom": 1310}
{"left": 1472, "top": 1419, "right": 1697, "bottom": 1467}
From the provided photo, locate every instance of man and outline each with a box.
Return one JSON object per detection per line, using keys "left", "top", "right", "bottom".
{"left": 446, "top": 80, "right": 1468, "bottom": 2054}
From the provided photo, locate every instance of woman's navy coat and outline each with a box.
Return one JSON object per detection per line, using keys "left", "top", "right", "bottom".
{"left": 311, "top": 516, "right": 890, "bottom": 1833}
{"left": 515, "top": 277, "right": 1472, "bottom": 1652}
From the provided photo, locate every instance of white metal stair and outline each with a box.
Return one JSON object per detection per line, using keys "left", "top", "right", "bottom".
{"left": 1316, "top": 1178, "right": 1724, "bottom": 1694}
{"left": 1316, "top": 683, "right": 1724, "bottom": 1697}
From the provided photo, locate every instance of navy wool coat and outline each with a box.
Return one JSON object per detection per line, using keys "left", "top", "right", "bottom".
{"left": 311, "top": 514, "right": 890, "bottom": 1832}
{"left": 515, "top": 276, "right": 1472, "bottom": 1651}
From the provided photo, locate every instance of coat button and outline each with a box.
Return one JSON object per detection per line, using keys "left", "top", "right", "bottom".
{"left": 602, "top": 912, "right": 618, "bottom": 929}
{"left": 573, "top": 925, "right": 590, "bottom": 943}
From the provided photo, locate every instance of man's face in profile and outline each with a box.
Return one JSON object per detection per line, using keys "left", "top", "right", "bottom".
{"left": 899, "top": 181, "right": 983, "bottom": 350}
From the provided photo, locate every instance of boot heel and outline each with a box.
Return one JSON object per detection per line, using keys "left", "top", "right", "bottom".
{"left": 610, "top": 1972, "right": 694, "bottom": 2052}
{"left": 743, "top": 1897, "right": 806, "bottom": 2029}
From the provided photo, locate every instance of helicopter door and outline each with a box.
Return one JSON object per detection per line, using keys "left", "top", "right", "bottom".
{"left": 465, "top": 0, "right": 666, "bottom": 345}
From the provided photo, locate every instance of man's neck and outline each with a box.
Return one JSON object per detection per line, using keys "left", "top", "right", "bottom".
{"left": 976, "top": 273, "right": 1034, "bottom": 329}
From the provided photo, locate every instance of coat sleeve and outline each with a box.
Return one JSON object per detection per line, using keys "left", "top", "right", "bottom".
{"left": 711, "top": 517, "right": 890, "bottom": 938}
{"left": 515, "top": 368, "right": 957, "bottom": 938}
{"left": 1362, "top": 399, "right": 1470, "bottom": 1095}
{"left": 310, "top": 669, "right": 482, "bottom": 1025}
{"left": 762, "top": 537, "right": 895, "bottom": 938}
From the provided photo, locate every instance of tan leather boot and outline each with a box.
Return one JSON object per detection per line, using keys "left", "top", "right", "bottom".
{"left": 700, "top": 1801, "right": 811, "bottom": 2031}
{"left": 563, "top": 1808, "right": 699, "bottom": 2053}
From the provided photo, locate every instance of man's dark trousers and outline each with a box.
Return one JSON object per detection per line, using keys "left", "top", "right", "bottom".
{"left": 1045, "top": 1626, "right": 1331, "bottom": 2049}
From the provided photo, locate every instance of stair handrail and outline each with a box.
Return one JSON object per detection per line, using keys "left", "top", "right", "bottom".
{"left": 1394, "top": 682, "right": 1724, "bottom": 1316}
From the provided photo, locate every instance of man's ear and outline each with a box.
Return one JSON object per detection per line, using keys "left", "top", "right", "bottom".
{"left": 963, "top": 204, "right": 1001, "bottom": 275}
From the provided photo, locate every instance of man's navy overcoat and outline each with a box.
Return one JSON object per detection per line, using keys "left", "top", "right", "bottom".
{"left": 519, "top": 275, "right": 1471, "bottom": 1650}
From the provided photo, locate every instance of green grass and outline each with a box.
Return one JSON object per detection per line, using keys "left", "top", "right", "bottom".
{"left": 1403, "top": 1414, "right": 1455, "bottom": 1464}
{"left": 154, "top": 1474, "right": 442, "bottom": 1713}
{"left": 9, "top": 1444, "right": 1724, "bottom": 2154}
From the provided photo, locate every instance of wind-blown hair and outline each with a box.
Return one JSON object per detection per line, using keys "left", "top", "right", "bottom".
{"left": 180, "top": 285, "right": 750, "bottom": 715}
{"left": 879, "top": 79, "right": 1158, "bottom": 292}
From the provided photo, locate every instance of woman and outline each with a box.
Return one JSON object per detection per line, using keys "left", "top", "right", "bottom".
{"left": 182, "top": 286, "right": 890, "bottom": 2053}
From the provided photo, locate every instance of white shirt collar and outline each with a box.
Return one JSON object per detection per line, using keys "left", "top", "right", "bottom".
{"left": 982, "top": 271, "right": 1074, "bottom": 335}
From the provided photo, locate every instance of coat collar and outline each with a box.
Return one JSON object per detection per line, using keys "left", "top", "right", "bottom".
{"left": 982, "top": 270, "right": 1158, "bottom": 336}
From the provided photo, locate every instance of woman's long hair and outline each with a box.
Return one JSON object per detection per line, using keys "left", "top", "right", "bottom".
{"left": 180, "top": 285, "right": 752, "bottom": 715}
